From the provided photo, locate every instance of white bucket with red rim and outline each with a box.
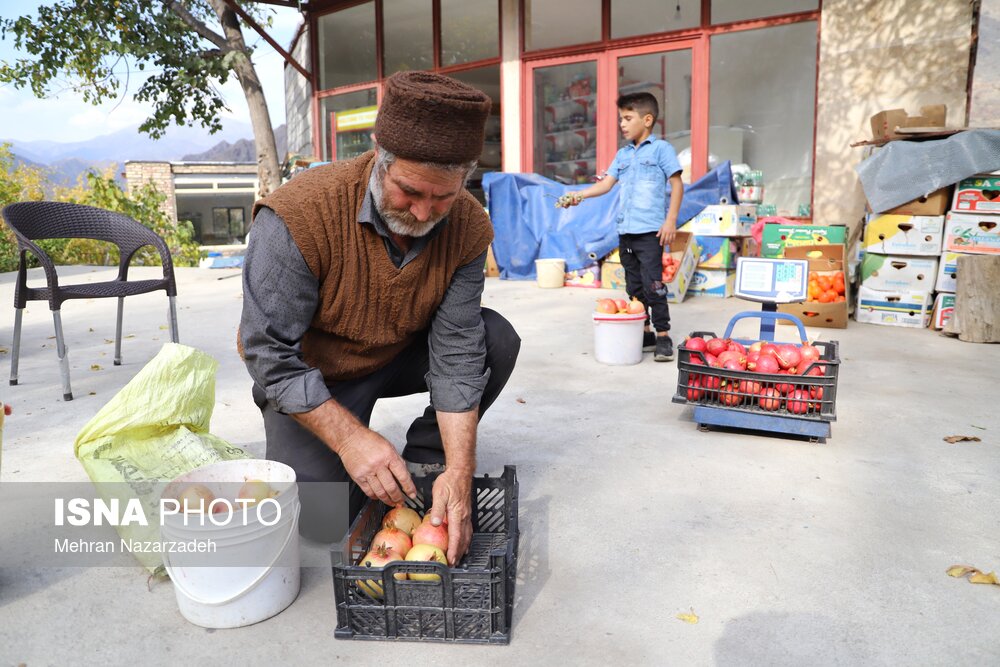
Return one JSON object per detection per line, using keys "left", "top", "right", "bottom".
{"left": 592, "top": 312, "right": 646, "bottom": 365}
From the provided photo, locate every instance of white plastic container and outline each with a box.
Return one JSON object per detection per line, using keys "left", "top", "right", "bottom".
{"left": 592, "top": 312, "right": 646, "bottom": 365}
{"left": 535, "top": 258, "right": 566, "bottom": 288}
{"left": 160, "top": 459, "right": 301, "bottom": 629}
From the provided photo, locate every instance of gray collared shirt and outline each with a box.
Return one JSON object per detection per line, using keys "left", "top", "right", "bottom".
{"left": 239, "top": 185, "right": 490, "bottom": 415}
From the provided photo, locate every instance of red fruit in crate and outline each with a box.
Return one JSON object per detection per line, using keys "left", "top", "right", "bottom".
{"left": 384, "top": 506, "right": 422, "bottom": 535}
{"left": 613, "top": 298, "right": 628, "bottom": 312}
{"left": 746, "top": 351, "right": 760, "bottom": 371}
{"left": 719, "top": 384, "right": 743, "bottom": 406}
{"left": 774, "top": 378, "right": 795, "bottom": 395}
{"left": 716, "top": 350, "right": 746, "bottom": 369}
{"left": 726, "top": 340, "right": 746, "bottom": 355}
{"left": 722, "top": 359, "right": 743, "bottom": 372}
{"left": 626, "top": 298, "right": 645, "bottom": 314}
{"left": 786, "top": 389, "right": 811, "bottom": 414}
{"left": 684, "top": 336, "right": 708, "bottom": 352}
{"left": 706, "top": 337, "right": 729, "bottom": 357}
{"left": 774, "top": 345, "right": 801, "bottom": 370}
{"left": 799, "top": 344, "right": 821, "bottom": 366}
{"left": 411, "top": 521, "right": 449, "bottom": 552}
{"left": 702, "top": 375, "right": 722, "bottom": 393}
{"left": 704, "top": 353, "right": 720, "bottom": 367}
{"left": 754, "top": 355, "right": 780, "bottom": 374}
{"left": 749, "top": 341, "right": 764, "bottom": 354}
{"left": 738, "top": 379, "right": 762, "bottom": 396}
{"left": 595, "top": 299, "right": 618, "bottom": 314}
{"left": 372, "top": 526, "right": 412, "bottom": 557}
{"left": 758, "top": 387, "right": 782, "bottom": 411}
{"left": 809, "top": 385, "right": 824, "bottom": 401}
{"left": 686, "top": 375, "right": 703, "bottom": 401}
{"left": 759, "top": 343, "right": 780, "bottom": 359}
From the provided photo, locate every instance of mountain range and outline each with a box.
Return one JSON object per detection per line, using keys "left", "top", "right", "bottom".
{"left": 3, "top": 120, "right": 286, "bottom": 189}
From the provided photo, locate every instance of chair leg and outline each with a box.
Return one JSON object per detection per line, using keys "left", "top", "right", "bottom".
{"left": 114, "top": 296, "right": 124, "bottom": 366}
{"left": 168, "top": 296, "right": 179, "bottom": 343}
{"left": 10, "top": 308, "right": 23, "bottom": 386}
{"left": 52, "top": 310, "right": 73, "bottom": 401}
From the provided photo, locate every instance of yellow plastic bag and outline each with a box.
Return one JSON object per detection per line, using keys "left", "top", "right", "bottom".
{"left": 74, "top": 343, "right": 248, "bottom": 571}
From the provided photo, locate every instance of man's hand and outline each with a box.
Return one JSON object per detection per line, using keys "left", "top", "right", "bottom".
{"left": 657, "top": 220, "right": 677, "bottom": 246}
{"left": 337, "top": 427, "right": 417, "bottom": 506}
{"left": 427, "top": 468, "right": 474, "bottom": 565}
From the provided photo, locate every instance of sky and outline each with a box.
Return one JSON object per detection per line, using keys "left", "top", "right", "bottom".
{"left": 0, "top": 1, "right": 303, "bottom": 143}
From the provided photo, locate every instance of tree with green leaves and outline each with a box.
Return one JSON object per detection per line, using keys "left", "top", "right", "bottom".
{"left": 0, "top": 0, "right": 283, "bottom": 195}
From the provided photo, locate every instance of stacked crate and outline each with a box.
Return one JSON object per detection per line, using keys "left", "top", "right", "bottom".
{"left": 678, "top": 204, "right": 757, "bottom": 298}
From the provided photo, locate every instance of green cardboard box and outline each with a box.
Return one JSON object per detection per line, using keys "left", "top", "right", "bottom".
{"left": 762, "top": 222, "right": 848, "bottom": 258}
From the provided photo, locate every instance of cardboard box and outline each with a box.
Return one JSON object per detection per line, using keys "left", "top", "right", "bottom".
{"left": 870, "top": 104, "right": 946, "bottom": 142}
{"left": 944, "top": 212, "right": 1000, "bottom": 255}
{"left": 694, "top": 235, "right": 740, "bottom": 269}
{"left": 739, "top": 236, "right": 760, "bottom": 258}
{"left": 564, "top": 263, "right": 601, "bottom": 288}
{"left": 762, "top": 222, "right": 848, "bottom": 258}
{"left": 860, "top": 253, "right": 938, "bottom": 293}
{"left": 680, "top": 204, "right": 756, "bottom": 236}
{"left": 777, "top": 245, "right": 849, "bottom": 329}
{"left": 600, "top": 261, "right": 626, "bottom": 290}
{"left": 935, "top": 251, "right": 966, "bottom": 292}
{"left": 688, "top": 268, "right": 735, "bottom": 298}
{"left": 856, "top": 286, "right": 933, "bottom": 328}
{"left": 863, "top": 214, "right": 944, "bottom": 256}
{"left": 663, "top": 231, "right": 699, "bottom": 303}
{"left": 879, "top": 187, "right": 952, "bottom": 216}
{"left": 932, "top": 292, "right": 955, "bottom": 330}
{"left": 951, "top": 174, "right": 1000, "bottom": 214}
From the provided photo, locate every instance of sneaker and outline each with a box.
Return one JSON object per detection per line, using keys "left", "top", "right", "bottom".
{"left": 654, "top": 335, "right": 674, "bottom": 362}
{"left": 642, "top": 331, "right": 656, "bottom": 351}
{"left": 405, "top": 460, "right": 446, "bottom": 477}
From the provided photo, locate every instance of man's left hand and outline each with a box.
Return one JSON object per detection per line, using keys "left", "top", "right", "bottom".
{"left": 427, "top": 468, "right": 474, "bottom": 565}
{"left": 657, "top": 220, "right": 677, "bottom": 246}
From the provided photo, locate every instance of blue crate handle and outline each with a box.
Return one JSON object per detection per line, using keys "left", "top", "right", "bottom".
{"left": 723, "top": 310, "right": 809, "bottom": 344}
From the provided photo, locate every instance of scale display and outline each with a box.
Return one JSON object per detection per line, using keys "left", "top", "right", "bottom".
{"left": 735, "top": 257, "right": 809, "bottom": 303}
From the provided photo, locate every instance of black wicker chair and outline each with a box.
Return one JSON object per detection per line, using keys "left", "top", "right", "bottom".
{"left": 3, "top": 201, "right": 180, "bottom": 400}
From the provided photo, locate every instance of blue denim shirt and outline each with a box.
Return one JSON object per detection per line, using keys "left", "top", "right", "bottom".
{"left": 605, "top": 136, "right": 682, "bottom": 235}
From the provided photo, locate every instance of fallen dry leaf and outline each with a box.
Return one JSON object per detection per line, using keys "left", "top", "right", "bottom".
{"left": 104, "top": 339, "right": 113, "bottom": 344}
{"left": 944, "top": 435, "right": 981, "bottom": 444}
{"left": 159, "top": 325, "right": 168, "bottom": 330}
{"left": 947, "top": 565, "right": 978, "bottom": 578}
{"left": 677, "top": 608, "right": 699, "bottom": 624}
{"left": 516, "top": 397, "right": 526, "bottom": 404}
{"left": 90, "top": 364, "right": 102, "bottom": 371}
{"left": 969, "top": 571, "right": 999, "bottom": 585}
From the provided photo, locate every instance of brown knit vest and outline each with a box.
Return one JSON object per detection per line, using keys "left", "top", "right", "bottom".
{"left": 251, "top": 152, "right": 493, "bottom": 381}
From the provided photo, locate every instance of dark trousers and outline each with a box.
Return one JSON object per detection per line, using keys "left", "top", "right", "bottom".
{"left": 619, "top": 232, "right": 671, "bottom": 333}
{"left": 251, "top": 307, "right": 520, "bottom": 542}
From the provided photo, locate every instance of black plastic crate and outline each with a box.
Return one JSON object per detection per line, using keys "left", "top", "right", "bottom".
{"left": 672, "top": 331, "right": 840, "bottom": 422}
{"left": 330, "top": 465, "right": 518, "bottom": 644}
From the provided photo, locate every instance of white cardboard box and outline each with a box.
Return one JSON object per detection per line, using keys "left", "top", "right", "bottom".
{"left": 932, "top": 292, "right": 955, "bottom": 330}
{"left": 856, "top": 285, "right": 933, "bottom": 328}
{"left": 680, "top": 204, "right": 756, "bottom": 237}
{"left": 935, "top": 251, "right": 966, "bottom": 293}
{"left": 863, "top": 214, "right": 944, "bottom": 256}
{"left": 944, "top": 212, "right": 1000, "bottom": 255}
{"left": 860, "top": 253, "right": 938, "bottom": 292}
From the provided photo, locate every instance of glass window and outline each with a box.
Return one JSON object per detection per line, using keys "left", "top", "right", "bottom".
{"left": 709, "top": 22, "right": 817, "bottom": 215}
{"left": 317, "top": 2, "right": 377, "bottom": 90}
{"left": 441, "top": 0, "right": 499, "bottom": 66}
{"left": 448, "top": 66, "right": 501, "bottom": 203}
{"left": 383, "top": 0, "right": 433, "bottom": 75}
{"left": 617, "top": 49, "right": 693, "bottom": 182}
{"left": 712, "top": 0, "right": 817, "bottom": 24}
{"left": 320, "top": 88, "right": 379, "bottom": 161}
{"left": 612, "top": 0, "right": 700, "bottom": 39}
{"left": 533, "top": 61, "right": 598, "bottom": 183}
{"left": 525, "top": 0, "right": 601, "bottom": 51}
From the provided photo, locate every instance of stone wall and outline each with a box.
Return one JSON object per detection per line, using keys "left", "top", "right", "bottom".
{"left": 124, "top": 161, "right": 176, "bottom": 222}
{"left": 813, "top": 0, "right": 973, "bottom": 231}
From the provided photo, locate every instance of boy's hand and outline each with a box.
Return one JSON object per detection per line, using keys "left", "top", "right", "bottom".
{"left": 555, "top": 193, "right": 583, "bottom": 208}
{"left": 657, "top": 220, "right": 677, "bottom": 246}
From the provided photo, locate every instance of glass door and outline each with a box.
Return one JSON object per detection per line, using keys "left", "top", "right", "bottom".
{"left": 319, "top": 87, "right": 379, "bottom": 162}
{"left": 610, "top": 42, "right": 699, "bottom": 183}
{"left": 527, "top": 57, "right": 600, "bottom": 184}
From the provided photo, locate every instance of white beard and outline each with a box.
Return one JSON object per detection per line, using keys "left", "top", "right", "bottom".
{"left": 371, "top": 171, "right": 443, "bottom": 238}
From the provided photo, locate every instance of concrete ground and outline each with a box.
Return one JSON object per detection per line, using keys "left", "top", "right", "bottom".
{"left": 1, "top": 265, "right": 999, "bottom": 665}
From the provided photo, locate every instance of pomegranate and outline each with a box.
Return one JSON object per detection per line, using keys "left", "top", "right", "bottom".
{"left": 684, "top": 336, "right": 708, "bottom": 352}
{"left": 719, "top": 383, "right": 743, "bottom": 406}
{"left": 738, "top": 379, "right": 762, "bottom": 397}
{"left": 774, "top": 378, "right": 795, "bottom": 395}
{"left": 595, "top": 298, "right": 618, "bottom": 314}
{"left": 706, "top": 337, "right": 729, "bottom": 357}
{"left": 237, "top": 479, "right": 274, "bottom": 505}
{"left": 686, "top": 375, "right": 703, "bottom": 401}
{"left": 726, "top": 340, "right": 747, "bottom": 355}
{"left": 804, "top": 364, "right": 826, "bottom": 377}
{"left": 704, "top": 353, "right": 720, "bottom": 367}
{"left": 759, "top": 343, "right": 780, "bottom": 359}
{"left": 809, "top": 384, "right": 824, "bottom": 401}
{"left": 758, "top": 387, "right": 782, "bottom": 411}
{"left": 799, "top": 344, "right": 821, "bottom": 366}
{"left": 786, "top": 389, "right": 811, "bottom": 414}
{"left": 384, "top": 506, "right": 421, "bottom": 535}
{"left": 722, "top": 359, "right": 743, "bottom": 372}
{"left": 357, "top": 544, "right": 405, "bottom": 598}
{"left": 613, "top": 298, "right": 628, "bottom": 312}
{"left": 754, "top": 355, "right": 780, "bottom": 374}
{"left": 626, "top": 298, "right": 646, "bottom": 314}
{"left": 716, "top": 350, "right": 746, "bottom": 369}
{"left": 177, "top": 484, "right": 214, "bottom": 513}
{"left": 405, "top": 543, "right": 449, "bottom": 580}
{"left": 774, "top": 345, "right": 802, "bottom": 371}
{"left": 372, "top": 526, "right": 412, "bottom": 557}
{"left": 748, "top": 341, "right": 764, "bottom": 354}
{"left": 411, "top": 521, "right": 449, "bottom": 552}
{"left": 745, "top": 350, "right": 761, "bottom": 371}
{"left": 701, "top": 374, "right": 722, "bottom": 398}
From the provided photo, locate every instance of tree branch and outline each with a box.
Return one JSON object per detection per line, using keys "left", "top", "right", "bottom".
{"left": 163, "top": 0, "right": 230, "bottom": 51}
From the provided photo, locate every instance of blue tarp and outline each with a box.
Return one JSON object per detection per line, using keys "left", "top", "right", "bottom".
{"left": 483, "top": 162, "right": 737, "bottom": 280}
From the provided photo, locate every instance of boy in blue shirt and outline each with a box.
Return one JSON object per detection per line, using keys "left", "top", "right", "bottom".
{"left": 559, "top": 92, "right": 684, "bottom": 361}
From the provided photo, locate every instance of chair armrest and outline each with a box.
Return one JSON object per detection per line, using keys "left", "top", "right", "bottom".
{"left": 17, "top": 238, "right": 60, "bottom": 290}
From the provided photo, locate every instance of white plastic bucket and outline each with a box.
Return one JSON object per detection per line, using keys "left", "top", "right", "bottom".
{"left": 592, "top": 312, "right": 646, "bottom": 365}
{"left": 535, "top": 258, "right": 566, "bottom": 288}
{"left": 160, "top": 459, "right": 301, "bottom": 629}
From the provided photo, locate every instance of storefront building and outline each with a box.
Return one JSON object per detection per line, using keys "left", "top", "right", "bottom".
{"left": 284, "top": 0, "right": 975, "bottom": 226}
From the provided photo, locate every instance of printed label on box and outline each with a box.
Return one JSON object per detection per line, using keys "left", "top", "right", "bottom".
{"left": 680, "top": 204, "right": 756, "bottom": 237}
{"left": 762, "top": 223, "right": 848, "bottom": 258}
{"left": 863, "top": 214, "right": 944, "bottom": 255}
{"left": 695, "top": 235, "right": 739, "bottom": 269}
{"left": 944, "top": 213, "right": 1000, "bottom": 255}
{"left": 933, "top": 292, "right": 955, "bottom": 330}
{"left": 856, "top": 285, "right": 933, "bottom": 328}
{"left": 688, "top": 268, "right": 736, "bottom": 298}
{"left": 935, "top": 251, "right": 962, "bottom": 292}
{"left": 951, "top": 175, "right": 1000, "bottom": 214}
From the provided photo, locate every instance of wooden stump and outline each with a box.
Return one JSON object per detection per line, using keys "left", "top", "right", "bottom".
{"left": 945, "top": 254, "right": 1000, "bottom": 343}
